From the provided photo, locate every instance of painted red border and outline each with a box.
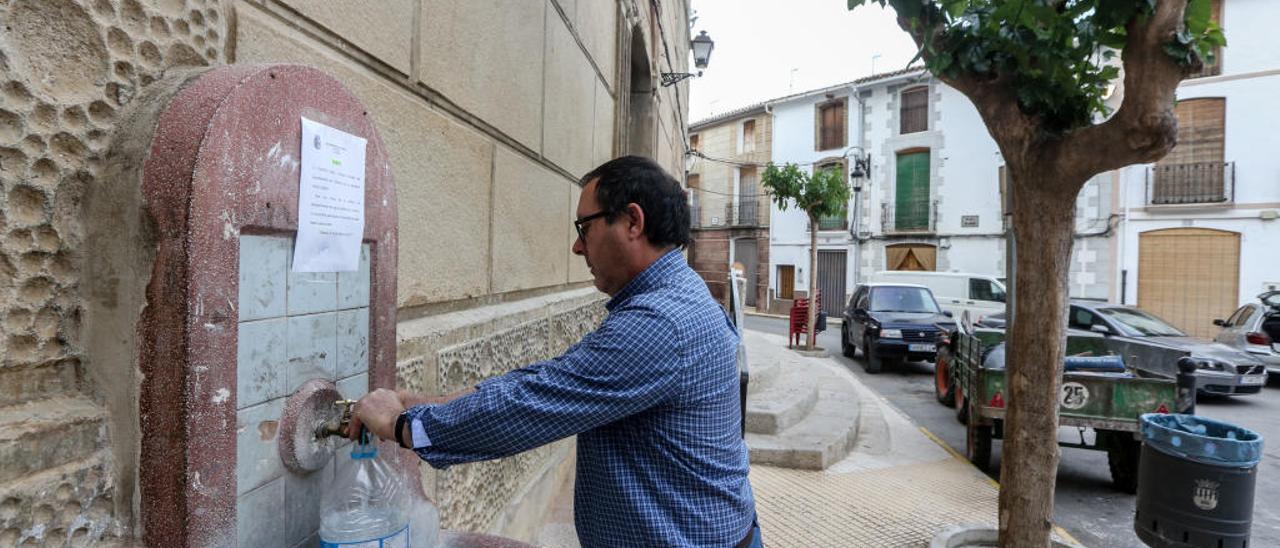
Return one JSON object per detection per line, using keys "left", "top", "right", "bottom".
{"left": 138, "top": 64, "right": 399, "bottom": 546}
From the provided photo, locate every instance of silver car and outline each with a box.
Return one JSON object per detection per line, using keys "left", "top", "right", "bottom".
{"left": 1068, "top": 301, "right": 1269, "bottom": 396}
{"left": 1213, "top": 291, "right": 1280, "bottom": 376}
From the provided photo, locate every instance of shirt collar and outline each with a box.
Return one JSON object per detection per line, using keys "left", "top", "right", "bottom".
{"left": 605, "top": 249, "right": 684, "bottom": 311}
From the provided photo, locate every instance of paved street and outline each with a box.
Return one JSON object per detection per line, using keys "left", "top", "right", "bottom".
{"left": 744, "top": 314, "right": 1280, "bottom": 547}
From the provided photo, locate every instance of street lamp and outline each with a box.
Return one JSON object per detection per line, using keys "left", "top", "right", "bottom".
{"left": 662, "top": 31, "right": 715, "bottom": 87}
{"left": 846, "top": 148, "right": 871, "bottom": 285}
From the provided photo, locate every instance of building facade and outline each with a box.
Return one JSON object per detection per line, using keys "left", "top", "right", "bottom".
{"left": 687, "top": 106, "right": 774, "bottom": 311}
{"left": 767, "top": 69, "right": 1117, "bottom": 316}
{"left": 0, "top": 0, "right": 691, "bottom": 544}
{"left": 1112, "top": 0, "right": 1280, "bottom": 338}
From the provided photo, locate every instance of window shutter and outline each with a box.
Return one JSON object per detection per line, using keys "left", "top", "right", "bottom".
{"left": 900, "top": 87, "right": 928, "bottom": 134}
{"left": 1154, "top": 98, "right": 1225, "bottom": 203}
{"left": 895, "top": 151, "right": 930, "bottom": 230}
{"left": 835, "top": 100, "right": 846, "bottom": 148}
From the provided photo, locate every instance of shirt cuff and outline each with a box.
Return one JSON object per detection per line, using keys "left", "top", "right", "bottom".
{"left": 410, "top": 416, "right": 431, "bottom": 449}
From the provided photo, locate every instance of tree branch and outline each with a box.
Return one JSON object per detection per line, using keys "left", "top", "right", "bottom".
{"left": 1063, "top": 0, "right": 1190, "bottom": 181}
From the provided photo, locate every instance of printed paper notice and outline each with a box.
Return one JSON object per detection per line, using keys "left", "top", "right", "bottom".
{"left": 293, "top": 117, "right": 367, "bottom": 272}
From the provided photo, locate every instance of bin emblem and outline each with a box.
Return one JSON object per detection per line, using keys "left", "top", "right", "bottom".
{"left": 1193, "top": 479, "right": 1220, "bottom": 511}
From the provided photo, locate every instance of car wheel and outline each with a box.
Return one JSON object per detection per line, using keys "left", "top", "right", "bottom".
{"left": 935, "top": 346, "right": 955, "bottom": 407}
{"left": 1106, "top": 431, "right": 1140, "bottom": 494}
{"left": 863, "top": 336, "right": 882, "bottom": 374}
{"left": 841, "top": 326, "right": 855, "bottom": 358}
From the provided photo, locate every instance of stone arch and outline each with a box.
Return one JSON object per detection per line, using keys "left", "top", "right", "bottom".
{"left": 625, "top": 25, "right": 655, "bottom": 158}
{"left": 87, "top": 64, "right": 405, "bottom": 546}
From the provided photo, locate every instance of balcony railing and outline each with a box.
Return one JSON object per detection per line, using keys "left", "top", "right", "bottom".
{"left": 1146, "top": 161, "right": 1234, "bottom": 205}
{"left": 882, "top": 199, "right": 937, "bottom": 233}
{"left": 725, "top": 199, "right": 760, "bottom": 227}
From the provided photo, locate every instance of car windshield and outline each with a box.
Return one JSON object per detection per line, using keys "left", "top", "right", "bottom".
{"left": 870, "top": 286, "right": 940, "bottom": 313}
{"left": 1098, "top": 307, "right": 1185, "bottom": 337}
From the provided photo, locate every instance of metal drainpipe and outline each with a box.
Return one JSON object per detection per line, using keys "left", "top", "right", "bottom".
{"left": 763, "top": 102, "right": 774, "bottom": 312}
{"left": 851, "top": 89, "right": 866, "bottom": 287}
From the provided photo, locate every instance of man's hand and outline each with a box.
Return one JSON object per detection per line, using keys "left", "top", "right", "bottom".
{"left": 348, "top": 388, "right": 405, "bottom": 442}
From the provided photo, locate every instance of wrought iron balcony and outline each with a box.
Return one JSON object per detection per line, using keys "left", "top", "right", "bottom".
{"left": 1147, "top": 161, "right": 1234, "bottom": 205}
{"left": 882, "top": 199, "right": 937, "bottom": 233}
{"left": 725, "top": 199, "right": 760, "bottom": 227}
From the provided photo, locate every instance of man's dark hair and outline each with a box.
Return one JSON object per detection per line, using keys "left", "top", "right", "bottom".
{"left": 580, "top": 155, "right": 691, "bottom": 249}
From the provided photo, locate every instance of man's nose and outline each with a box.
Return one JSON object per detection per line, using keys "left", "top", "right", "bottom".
{"left": 572, "top": 237, "right": 585, "bottom": 256}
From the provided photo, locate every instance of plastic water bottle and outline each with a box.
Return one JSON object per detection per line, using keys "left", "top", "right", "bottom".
{"left": 320, "top": 429, "right": 414, "bottom": 547}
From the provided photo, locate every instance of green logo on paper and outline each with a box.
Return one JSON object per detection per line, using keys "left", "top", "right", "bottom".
{"left": 331, "top": 159, "right": 342, "bottom": 166}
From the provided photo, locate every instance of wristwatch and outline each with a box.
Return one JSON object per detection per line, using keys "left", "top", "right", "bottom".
{"left": 395, "top": 412, "right": 411, "bottom": 449}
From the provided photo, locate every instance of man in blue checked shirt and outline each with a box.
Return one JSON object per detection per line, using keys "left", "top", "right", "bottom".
{"left": 350, "top": 156, "right": 761, "bottom": 548}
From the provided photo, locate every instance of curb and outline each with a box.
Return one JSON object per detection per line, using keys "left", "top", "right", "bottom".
{"left": 914, "top": 427, "right": 1086, "bottom": 547}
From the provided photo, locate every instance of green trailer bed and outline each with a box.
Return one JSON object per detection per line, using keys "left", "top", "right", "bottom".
{"left": 949, "top": 327, "right": 1191, "bottom": 492}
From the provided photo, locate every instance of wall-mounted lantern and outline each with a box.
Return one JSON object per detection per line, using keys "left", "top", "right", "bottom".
{"left": 662, "top": 31, "right": 715, "bottom": 87}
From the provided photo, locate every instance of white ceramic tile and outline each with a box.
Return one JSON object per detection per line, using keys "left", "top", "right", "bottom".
{"left": 286, "top": 313, "right": 337, "bottom": 392}
{"left": 336, "top": 373, "right": 369, "bottom": 402}
{"left": 237, "top": 478, "right": 287, "bottom": 548}
{"left": 239, "top": 235, "right": 290, "bottom": 321}
{"left": 287, "top": 245, "right": 338, "bottom": 315}
{"left": 237, "top": 318, "right": 287, "bottom": 410}
{"left": 335, "top": 308, "right": 370, "bottom": 379}
{"left": 235, "top": 397, "right": 286, "bottom": 497}
{"left": 282, "top": 462, "right": 328, "bottom": 546}
{"left": 338, "top": 243, "right": 371, "bottom": 309}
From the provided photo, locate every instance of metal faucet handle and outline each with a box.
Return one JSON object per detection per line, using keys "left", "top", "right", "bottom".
{"left": 316, "top": 399, "right": 359, "bottom": 439}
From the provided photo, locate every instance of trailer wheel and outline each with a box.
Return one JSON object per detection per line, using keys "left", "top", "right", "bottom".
{"left": 1106, "top": 432, "right": 1141, "bottom": 494}
{"left": 935, "top": 346, "right": 955, "bottom": 407}
{"left": 966, "top": 421, "right": 992, "bottom": 471}
{"left": 954, "top": 383, "right": 969, "bottom": 425}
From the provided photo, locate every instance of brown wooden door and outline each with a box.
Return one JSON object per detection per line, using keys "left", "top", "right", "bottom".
{"left": 886, "top": 244, "right": 937, "bottom": 271}
{"left": 1137, "top": 228, "right": 1240, "bottom": 339}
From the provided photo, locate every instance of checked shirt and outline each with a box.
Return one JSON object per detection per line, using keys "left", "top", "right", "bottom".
{"left": 406, "top": 249, "right": 756, "bottom": 547}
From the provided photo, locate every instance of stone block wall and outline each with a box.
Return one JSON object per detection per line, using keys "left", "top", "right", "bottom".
{"left": 0, "top": 0, "right": 228, "bottom": 543}
{"left": 0, "top": 0, "right": 689, "bottom": 544}
{"left": 396, "top": 288, "right": 605, "bottom": 541}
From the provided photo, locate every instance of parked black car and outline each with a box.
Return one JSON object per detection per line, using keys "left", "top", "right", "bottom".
{"left": 842, "top": 283, "right": 953, "bottom": 373}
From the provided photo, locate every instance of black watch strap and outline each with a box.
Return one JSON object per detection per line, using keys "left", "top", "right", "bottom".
{"left": 395, "top": 412, "right": 409, "bottom": 449}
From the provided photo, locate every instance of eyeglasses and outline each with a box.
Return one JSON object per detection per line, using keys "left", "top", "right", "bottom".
{"left": 574, "top": 210, "right": 609, "bottom": 241}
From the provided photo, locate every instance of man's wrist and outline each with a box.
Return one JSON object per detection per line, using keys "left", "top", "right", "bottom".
{"left": 395, "top": 412, "right": 411, "bottom": 449}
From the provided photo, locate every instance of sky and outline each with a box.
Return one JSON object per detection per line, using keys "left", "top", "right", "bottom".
{"left": 687, "top": 0, "right": 921, "bottom": 122}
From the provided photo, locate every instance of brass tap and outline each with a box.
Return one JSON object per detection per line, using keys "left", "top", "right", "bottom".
{"left": 315, "top": 399, "right": 357, "bottom": 439}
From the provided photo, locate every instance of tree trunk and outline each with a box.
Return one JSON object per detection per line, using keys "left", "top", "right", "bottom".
{"left": 807, "top": 212, "right": 819, "bottom": 350}
{"left": 998, "top": 173, "right": 1079, "bottom": 548}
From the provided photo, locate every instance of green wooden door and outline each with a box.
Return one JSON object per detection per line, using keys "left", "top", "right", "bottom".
{"left": 895, "top": 151, "right": 930, "bottom": 230}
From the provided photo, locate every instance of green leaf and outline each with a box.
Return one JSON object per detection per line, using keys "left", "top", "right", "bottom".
{"left": 1185, "top": 0, "right": 1212, "bottom": 34}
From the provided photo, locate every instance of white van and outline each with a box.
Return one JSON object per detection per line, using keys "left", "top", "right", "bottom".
{"left": 867, "top": 271, "right": 1006, "bottom": 322}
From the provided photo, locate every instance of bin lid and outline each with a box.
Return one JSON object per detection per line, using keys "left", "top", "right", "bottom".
{"left": 1140, "top": 413, "right": 1264, "bottom": 468}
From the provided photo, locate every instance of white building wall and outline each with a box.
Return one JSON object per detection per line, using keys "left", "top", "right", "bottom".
{"left": 767, "top": 87, "right": 860, "bottom": 299}
{"left": 1114, "top": 0, "right": 1280, "bottom": 308}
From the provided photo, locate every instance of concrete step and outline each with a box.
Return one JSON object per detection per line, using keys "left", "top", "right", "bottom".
{"left": 0, "top": 360, "right": 83, "bottom": 408}
{"left": 744, "top": 366, "right": 819, "bottom": 435}
{"left": 0, "top": 396, "right": 109, "bottom": 486}
{"left": 0, "top": 448, "right": 125, "bottom": 545}
{"left": 744, "top": 344, "right": 780, "bottom": 394}
{"left": 746, "top": 362, "right": 860, "bottom": 470}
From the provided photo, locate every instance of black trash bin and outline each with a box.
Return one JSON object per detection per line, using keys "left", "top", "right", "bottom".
{"left": 1134, "top": 413, "right": 1264, "bottom": 548}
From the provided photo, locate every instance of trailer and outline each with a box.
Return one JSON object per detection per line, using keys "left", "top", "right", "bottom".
{"left": 948, "top": 327, "right": 1195, "bottom": 492}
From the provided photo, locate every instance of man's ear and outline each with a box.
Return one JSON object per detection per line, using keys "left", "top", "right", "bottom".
{"left": 625, "top": 203, "right": 645, "bottom": 239}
